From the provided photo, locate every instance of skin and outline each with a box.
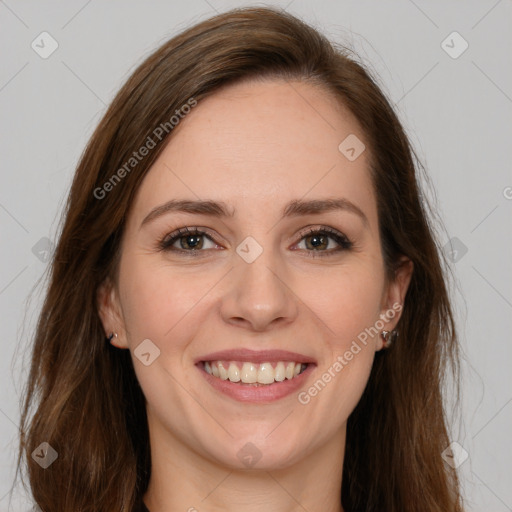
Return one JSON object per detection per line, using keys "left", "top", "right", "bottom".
{"left": 98, "top": 78, "right": 413, "bottom": 512}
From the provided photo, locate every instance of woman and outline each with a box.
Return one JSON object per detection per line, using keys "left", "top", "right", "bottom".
{"left": 18, "top": 6, "right": 464, "bottom": 512}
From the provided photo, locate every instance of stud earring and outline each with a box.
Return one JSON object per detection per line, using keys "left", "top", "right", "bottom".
{"left": 381, "top": 329, "right": 398, "bottom": 348}
{"left": 107, "top": 332, "right": 118, "bottom": 342}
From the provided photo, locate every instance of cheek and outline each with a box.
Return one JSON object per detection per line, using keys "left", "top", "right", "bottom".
{"left": 294, "top": 261, "right": 384, "bottom": 346}
{"left": 118, "top": 255, "right": 208, "bottom": 344}
{"left": 293, "top": 263, "right": 383, "bottom": 411}
{"left": 117, "top": 257, "right": 206, "bottom": 409}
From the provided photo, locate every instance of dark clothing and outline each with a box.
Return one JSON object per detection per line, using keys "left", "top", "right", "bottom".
{"left": 133, "top": 496, "right": 150, "bottom": 512}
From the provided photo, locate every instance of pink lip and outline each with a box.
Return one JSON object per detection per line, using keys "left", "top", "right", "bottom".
{"left": 194, "top": 348, "right": 316, "bottom": 365}
{"left": 196, "top": 362, "right": 315, "bottom": 403}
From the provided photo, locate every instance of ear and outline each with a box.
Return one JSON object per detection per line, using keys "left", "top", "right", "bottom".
{"left": 376, "top": 256, "right": 414, "bottom": 351}
{"left": 97, "top": 277, "right": 128, "bottom": 349}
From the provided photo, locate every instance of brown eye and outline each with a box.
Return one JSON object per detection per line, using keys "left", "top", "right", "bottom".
{"left": 159, "top": 227, "right": 218, "bottom": 254}
{"left": 158, "top": 225, "right": 353, "bottom": 258}
{"left": 294, "top": 227, "right": 353, "bottom": 257}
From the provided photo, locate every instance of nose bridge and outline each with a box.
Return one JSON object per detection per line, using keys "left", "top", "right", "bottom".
{"left": 221, "top": 233, "right": 298, "bottom": 330}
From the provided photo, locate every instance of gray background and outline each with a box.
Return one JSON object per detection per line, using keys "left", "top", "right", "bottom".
{"left": 1, "top": 0, "right": 511, "bottom": 510}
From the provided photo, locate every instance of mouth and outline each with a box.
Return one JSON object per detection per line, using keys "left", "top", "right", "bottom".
{"left": 195, "top": 349, "right": 316, "bottom": 402}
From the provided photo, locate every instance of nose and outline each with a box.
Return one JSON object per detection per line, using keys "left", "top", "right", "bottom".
{"left": 220, "top": 248, "right": 299, "bottom": 332}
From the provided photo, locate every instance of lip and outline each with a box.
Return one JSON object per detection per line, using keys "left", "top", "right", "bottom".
{"left": 194, "top": 348, "right": 317, "bottom": 365}
{"left": 196, "top": 362, "right": 315, "bottom": 403}
{"left": 194, "top": 348, "right": 317, "bottom": 403}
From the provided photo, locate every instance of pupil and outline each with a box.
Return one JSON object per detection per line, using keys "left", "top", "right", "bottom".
{"left": 184, "top": 235, "right": 202, "bottom": 249}
{"left": 308, "top": 234, "right": 326, "bottom": 250}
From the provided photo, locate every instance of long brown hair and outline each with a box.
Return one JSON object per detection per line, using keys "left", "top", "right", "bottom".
{"left": 18, "top": 6, "right": 463, "bottom": 511}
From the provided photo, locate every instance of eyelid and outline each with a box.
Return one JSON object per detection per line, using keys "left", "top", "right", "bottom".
{"left": 160, "top": 226, "right": 217, "bottom": 245}
{"left": 294, "top": 225, "right": 349, "bottom": 243}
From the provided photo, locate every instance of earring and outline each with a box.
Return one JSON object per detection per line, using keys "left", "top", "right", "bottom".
{"left": 381, "top": 329, "right": 398, "bottom": 348}
{"left": 107, "top": 332, "right": 118, "bottom": 342}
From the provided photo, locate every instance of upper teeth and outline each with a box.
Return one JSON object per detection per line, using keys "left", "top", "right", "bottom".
{"left": 204, "top": 361, "right": 307, "bottom": 384}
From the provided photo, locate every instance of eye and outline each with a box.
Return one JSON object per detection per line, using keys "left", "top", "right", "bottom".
{"left": 293, "top": 226, "right": 353, "bottom": 258}
{"left": 159, "top": 227, "right": 219, "bottom": 255}
{"left": 158, "top": 225, "right": 353, "bottom": 257}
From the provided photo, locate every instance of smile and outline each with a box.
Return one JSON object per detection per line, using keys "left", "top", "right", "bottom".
{"left": 203, "top": 360, "right": 308, "bottom": 385}
{"left": 195, "top": 348, "right": 316, "bottom": 402}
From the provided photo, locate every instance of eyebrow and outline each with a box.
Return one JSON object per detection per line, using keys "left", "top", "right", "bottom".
{"left": 140, "top": 197, "right": 369, "bottom": 228}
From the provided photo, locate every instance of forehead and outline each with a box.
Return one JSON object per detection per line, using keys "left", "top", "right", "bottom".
{"left": 129, "top": 79, "right": 377, "bottom": 228}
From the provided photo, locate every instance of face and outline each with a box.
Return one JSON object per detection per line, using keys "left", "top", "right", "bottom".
{"left": 98, "top": 79, "right": 412, "bottom": 471}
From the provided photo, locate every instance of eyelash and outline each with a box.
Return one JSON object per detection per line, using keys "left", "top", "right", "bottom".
{"left": 157, "top": 225, "right": 353, "bottom": 258}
